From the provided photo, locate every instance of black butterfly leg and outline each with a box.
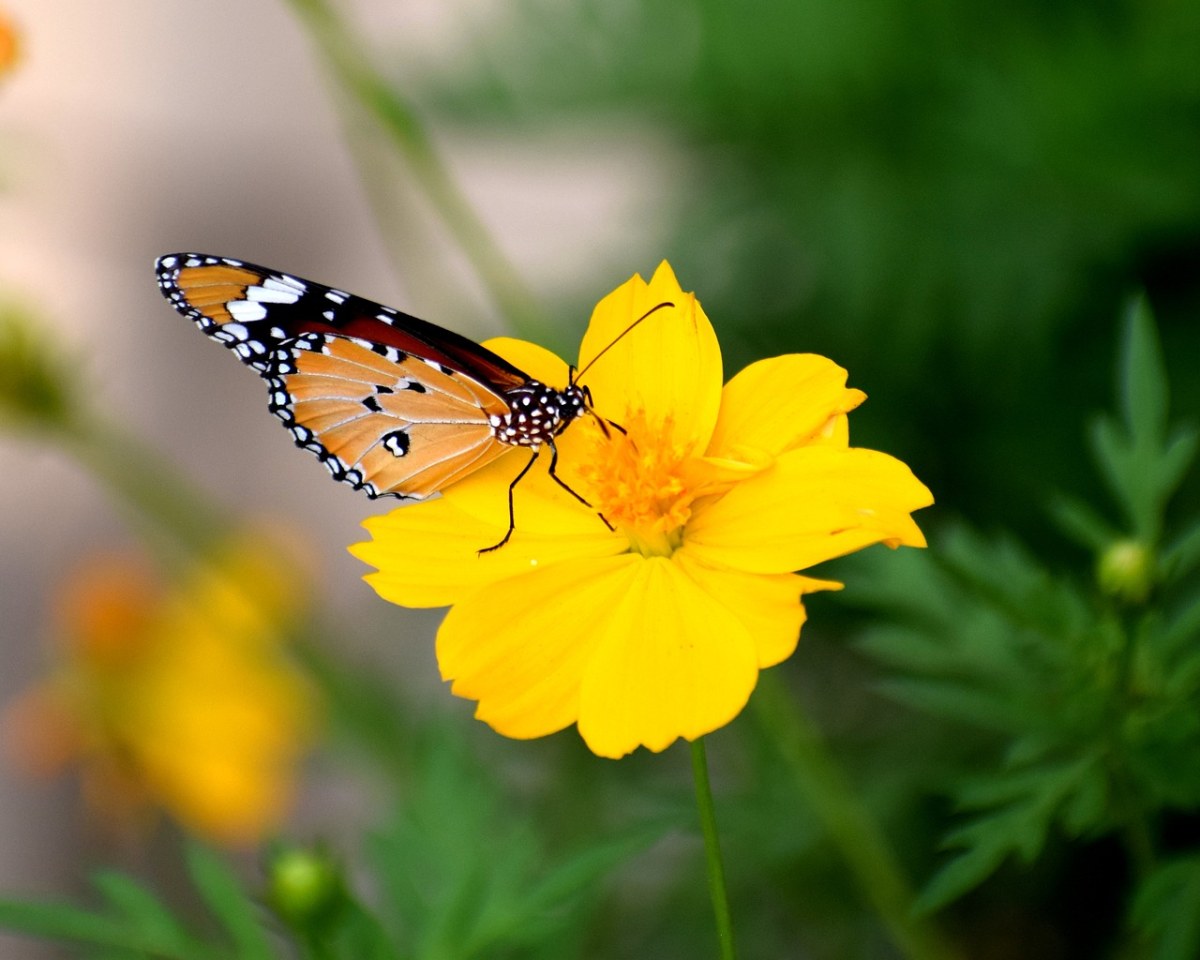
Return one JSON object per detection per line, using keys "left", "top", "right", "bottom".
{"left": 546, "top": 443, "right": 616, "bottom": 534}
{"left": 478, "top": 450, "right": 541, "bottom": 555}
{"left": 478, "top": 444, "right": 615, "bottom": 554}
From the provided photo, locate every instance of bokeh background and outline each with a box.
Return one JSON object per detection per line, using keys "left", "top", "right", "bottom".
{"left": 2, "top": 1, "right": 1199, "bottom": 958}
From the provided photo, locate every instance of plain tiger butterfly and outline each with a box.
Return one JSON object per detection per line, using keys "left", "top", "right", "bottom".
{"left": 154, "top": 254, "right": 671, "bottom": 551}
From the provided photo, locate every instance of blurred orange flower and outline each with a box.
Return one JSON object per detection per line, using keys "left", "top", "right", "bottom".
{"left": 0, "top": 10, "right": 18, "bottom": 78}
{"left": 3, "top": 530, "right": 317, "bottom": 845}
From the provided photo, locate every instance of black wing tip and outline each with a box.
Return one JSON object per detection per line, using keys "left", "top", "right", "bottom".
{"left": 154, "top": 253, "right": 250, "bottom": 276}
{"left": 155, "top": 252, "right": 198, "bottom": 274}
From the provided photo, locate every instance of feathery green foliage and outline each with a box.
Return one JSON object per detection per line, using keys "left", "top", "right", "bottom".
{"left": 852, "top": 299, "right": 1200, "bottom": 953}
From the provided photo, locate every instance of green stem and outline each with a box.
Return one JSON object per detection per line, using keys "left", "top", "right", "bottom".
{"left": 1111, "top": 608, "right": 1159, "bottom": 883}
{"left": 298, "top": 932, "right": 336, "bottom": 960}
{"left": 753, "top": 672, "right": 962, "bottom": 960}
{"left": 282, "top": 0, "right": 545, "bottom": 337}
{"left": 691, "top": 738, "right": 737, "bottom": 960}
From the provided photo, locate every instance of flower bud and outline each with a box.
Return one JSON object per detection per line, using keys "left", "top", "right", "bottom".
{"left": 1096, "top": 539, "right": 1155, "bottom": 604}
{"left": 265, "top": 844, "right": 345, "bottom": 932}
{"left": 0, "top": 307, "right": 75, "bottom": 432}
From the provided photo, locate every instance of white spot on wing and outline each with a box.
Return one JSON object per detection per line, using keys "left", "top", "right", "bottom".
{"left": 266, "top": 274, "right": 306, "bottom": 295}
{"left": 227, "top": 301, "right": 268, "bottom": 322}
{"left": 247, "top": 284, "right": 301, "bottom": 304}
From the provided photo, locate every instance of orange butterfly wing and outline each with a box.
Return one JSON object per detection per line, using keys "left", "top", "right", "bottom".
{"left": 156, "top": 253, "right": 533, "bottom": 501}
{"left": 278, "top": 337, "right": 514, "bottom": 499}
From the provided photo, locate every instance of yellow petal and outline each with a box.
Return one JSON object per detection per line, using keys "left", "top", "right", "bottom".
{"left": 576, "top": 262, "right": 723, "bottom": 454}
{"left": 707, "top": 354, "right": 865, "bottom": 461}
{"left": 685, "top": 447, "right": 933, "bottom": 574}
{"left": 577, "top": 556, "right": 759, "bottom": 758}
{"left": 352, "top": 498, "right": 625, "bottom": 609}
{"left": 810, "top": 412, "right": 851, "bottom": 448}
{"left": 482, "top": 336, "right": 572, "bottom": 388}
{"left": 685, "top": 451, "right": 774, "bottom": 493}
{"left": 140, "top": 727, "right": 293, "bottom": 845}
{"left": 438, "top": 555, "right": 643, "bottom": 739}
{"left": 127, "top": 604, "right": 311, "bottom": 844}
{"left": 674, "top": 551, "right": 842, "bottom": 668}
{"left": 439, "top": 437, "right": 609, "bottom": 535}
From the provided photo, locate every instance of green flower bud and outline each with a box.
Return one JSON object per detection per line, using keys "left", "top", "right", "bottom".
{"left": 0, "top": 306, "right": 76, "bottom": 432}
{"left": 1096, "top": 539, "right": 1155, "bottom": 604}
{"left": 265, "top": 844, "right": 345, "bottom": 933}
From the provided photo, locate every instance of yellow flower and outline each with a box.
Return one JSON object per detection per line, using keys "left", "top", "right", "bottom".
{"left": 352, "top": 263, "right": 932, "bottom": 758}
{"left": 3, "top": 531, "right": 317, "bottom": 844}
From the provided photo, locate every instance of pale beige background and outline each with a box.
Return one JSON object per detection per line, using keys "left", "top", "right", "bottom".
{"left": 0, "top": 2, "right": 667, "bottom": 955}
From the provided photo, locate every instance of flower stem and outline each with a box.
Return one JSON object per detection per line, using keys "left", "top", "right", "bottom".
{"left": 690, "top": 738, "right": 737, "bottom": 960}
{"left": 296, "top": 934, "right": 335, "bottom": 960}
{"left": 1111, "top": 608, "right": 1160, "bottom": 883}
{"left": 281, "top": 0, "right": 546, "bottom": 338}
{"left": 753, "top": 671, "right": 962, "bottom": 960}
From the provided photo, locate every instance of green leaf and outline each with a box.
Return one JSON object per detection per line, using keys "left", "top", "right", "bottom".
{"left": 1090, "top": 296, "right": 1197, "bottom": 543}
{"left": 91, "top": 871, "right": 196, "bottom": 955}
{"left": 0, "top": 899, "right": 128, "bottom": 948}
{"left": 0, "top": 898, "right": 218, "bottom": 959}
{"left": 1160, "top": 593, "right": 1200, "bottom": 665}
{"left": 1158, "top": 430, "right": 1200, "bottom": 499}
{"left": 183, "top": 843, "right": 275, "bottom": 960}
{"left": 916, "top": 759, "right": 1095, "bottom": 912}
{"left": 1090, "top": 415, "right": 1136, "bottom": 524}
{"left": 1130, "top": 855, "right": 1200, "bottom": 960}
{"left": 873, "top": 677, "right": 1027, "bottom": 732}
{"left": 1047, "top": 494, "right": 1120, "bottom": 550}
{"left": 1059, "top": 763, "right": 1109, "bottom": 835}
{"left": 1120, "top": 295, "right": 1169, "bottom": 450}
{"left": 325, "top": 902, "right": 398, "bottom": 960}
{"left": 361, "top": 716, "right": 654, "bottom": 960}
{"left": 1162, "top": 516, "right": 1200, "bottom": 584}
{"left": 468, "top": 826, "right": 661, "bottom": 954}
{"left": 915, "top": 843, "right": 1010, "bottom": 915}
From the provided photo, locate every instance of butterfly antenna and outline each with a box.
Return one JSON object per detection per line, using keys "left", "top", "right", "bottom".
{"left": 571, "top": 301, "right": 675, "bottom": 385}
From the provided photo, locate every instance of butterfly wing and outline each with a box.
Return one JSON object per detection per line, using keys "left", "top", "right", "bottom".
{"left": 155, "top": 253, "right": 525, "bottom": 499}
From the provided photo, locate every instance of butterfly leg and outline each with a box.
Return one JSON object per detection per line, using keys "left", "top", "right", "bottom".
{"left": 545, "top": 443, "right": 616, "bottom": 533}
{"left": 478, "top": 450, "right": 541, "bottom": 555}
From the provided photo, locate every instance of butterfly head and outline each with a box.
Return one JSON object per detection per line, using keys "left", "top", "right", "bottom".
{"left": 493, "top": 380, "right": 591, "bottom": 449}
{"left": 561, "top": 382, "right": 591, "bottom": 428}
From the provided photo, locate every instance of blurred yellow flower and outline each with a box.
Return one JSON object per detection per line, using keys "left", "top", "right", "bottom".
{"left": 352, "top": 263, "right": 932, "bottom": 758}
{"left": 0, "top": 10, "right": 18, "bottom": 78}
{"left": 3, "top": 531, "right": 317, "bottom": 844}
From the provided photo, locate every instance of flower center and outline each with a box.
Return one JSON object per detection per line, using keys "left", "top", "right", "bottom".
{"left": 575, "top": 410, "right": 696, "bottom": 557}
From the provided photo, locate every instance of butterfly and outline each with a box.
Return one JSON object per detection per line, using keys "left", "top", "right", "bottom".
{"left": 155, "top": 254, "right": 669, "bottom": 551}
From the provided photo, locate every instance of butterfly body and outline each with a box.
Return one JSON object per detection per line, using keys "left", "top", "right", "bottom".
{"left": 154, "top": 254, "right": 590, "bottom": 507}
